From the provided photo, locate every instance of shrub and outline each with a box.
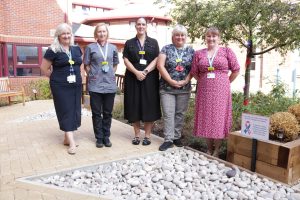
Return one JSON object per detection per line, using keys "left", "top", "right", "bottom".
{"left": 29, "top": 79, "right": 52, "bottom": 100}
{"left": 269, "top": 112, "right": 300, "bottom": 142}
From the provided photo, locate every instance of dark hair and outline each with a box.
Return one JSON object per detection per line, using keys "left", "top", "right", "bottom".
{"left": 136, "top": 17, "right": 147, "bottom": 24}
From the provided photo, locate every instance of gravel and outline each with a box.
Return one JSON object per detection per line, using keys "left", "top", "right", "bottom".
{"left": 9, "top": 108, "right": 92, "bottom": 123}
{"left": 32, "top": 148, "right": 300, "bottom": 200}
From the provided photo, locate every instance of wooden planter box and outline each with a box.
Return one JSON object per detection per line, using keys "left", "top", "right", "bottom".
{"left": 227, "top": 131, "right": 300, "bottom": 184}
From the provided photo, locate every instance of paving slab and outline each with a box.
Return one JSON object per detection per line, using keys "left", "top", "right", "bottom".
{"left": 0, "top": 100, "right": 164, "bottom": 200}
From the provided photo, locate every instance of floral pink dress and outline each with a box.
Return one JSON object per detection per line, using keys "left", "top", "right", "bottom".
{"left": 191, "top": 47, "right": 240, "bottom": 139}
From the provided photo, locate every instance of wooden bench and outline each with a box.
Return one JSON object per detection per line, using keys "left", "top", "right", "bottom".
{"left": 0, "top": 77, "right": 25, "bottom": 106}
{"left": 115, "top": 74, "right": 125, "bottom": 93}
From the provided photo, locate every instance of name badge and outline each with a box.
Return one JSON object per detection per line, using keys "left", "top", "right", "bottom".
{"left": 140, "top": 59, "right": 147, "bottom": 65}
{"left": 176, "top": 58, "right": 182, "bottom": 63}
{"left": 101, "top": 61, "right": 108, "bottom": 65}
{"left": 208, "top": 66, "right": 215, "bottom": 71}
{"left": 102, "top": 65, "right": 109, "bottom": 73}
{"left": 139, "top": 51, "right": 145, "bottom": 55}
{"left": 69, "top": 60, "right": 74, "bottom": 65}
{"left": 67, "top": 75, "right": 76, "bottom": 83}
{"left": 207, "top": 73, "right": 215, "bottom": 79}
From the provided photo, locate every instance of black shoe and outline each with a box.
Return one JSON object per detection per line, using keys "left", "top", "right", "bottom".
{"left": 132, "top": 137, "right": 140, "bottom": 145}
{"left": 142, "top": 137, "right": 151, "bottom": 146}
{"left": 103, "top": 138, "right": 112, "bottom": 147}
{"left": 96, "top": 140, "right": 104, "bottom": 148}
{"left": 173, "top": 139, "right": 183, "bottom": 147}
{"left": 159, "top": 141, "right": 174, "bottom": 151}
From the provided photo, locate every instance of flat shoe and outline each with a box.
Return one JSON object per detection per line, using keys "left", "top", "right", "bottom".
{"left": 142, "top": 137, "right": 151, "bottom": 145}
{"left": 132, "top": 137, "right": 140, "bottom": 145}
{"left": 63, "top": 140, "right": 79, "bottom": 147}
{"left": 67, "top": 146, "right": 76, "bottom": 155}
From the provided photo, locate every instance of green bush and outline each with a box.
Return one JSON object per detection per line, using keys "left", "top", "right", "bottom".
{"left": 29, "top": 79, "right": 52, "bottom": 100}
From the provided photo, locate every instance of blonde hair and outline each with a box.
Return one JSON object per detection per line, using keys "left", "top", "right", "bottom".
{"left": 205, "top": 27, "right": 221, "bottom": 37}
{"left": 50, "top": 23, "right": 74, "bottom": 53}
{"left": 94, "top": 23, "right": 109, "bottom": 39}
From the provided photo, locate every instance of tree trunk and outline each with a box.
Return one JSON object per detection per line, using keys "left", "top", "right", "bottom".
{"left": 243, "top": 39, "right": 253, "bottom": 106}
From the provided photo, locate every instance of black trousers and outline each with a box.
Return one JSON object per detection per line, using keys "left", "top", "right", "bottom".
{"left": 89, "top": 92, "right": 115, "bottom": 141}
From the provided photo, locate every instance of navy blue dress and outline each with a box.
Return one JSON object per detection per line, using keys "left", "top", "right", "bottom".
{"left": 44, "top": 46, "right": 82, "bottom": 132}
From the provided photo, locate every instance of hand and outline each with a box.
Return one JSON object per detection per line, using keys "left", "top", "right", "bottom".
{"left": 177, "top": 80, "right": 188, "bottom": 87}
{"left": 136, "top": 71, "right": 146, "bottom": 81}
{"left": 169, "top": 80, "right": 182, "bottom": 88}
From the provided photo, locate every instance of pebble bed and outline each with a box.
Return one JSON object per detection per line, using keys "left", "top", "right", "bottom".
{"left": 9, "top": 109, "right": 92, "bottom": 123}
{"left": 32, "top": 148, "right": 300, "bottom": 200}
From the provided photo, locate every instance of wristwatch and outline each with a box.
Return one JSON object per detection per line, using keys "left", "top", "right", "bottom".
{"left": 143, "top": 69, "right": 149, "bottom": 75}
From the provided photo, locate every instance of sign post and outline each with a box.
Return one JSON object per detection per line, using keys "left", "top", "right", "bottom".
{"left": 241, "top": 113, "right": 270, "bottom": 172}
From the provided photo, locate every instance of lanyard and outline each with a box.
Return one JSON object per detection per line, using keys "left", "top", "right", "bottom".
{"left": 174, "top": 46, "right": 184, "bottom": 63}
{"left": 97, "top": 42, "right": 108, "bottom": 61}
{"left": 60, "top": 45, "right": 74, "bottom": 74}
{"left": 136, "top": 39, "right": 145, "bottom": 59}
{"left": 207, "top": 48, "right": 218, "bottom": 67}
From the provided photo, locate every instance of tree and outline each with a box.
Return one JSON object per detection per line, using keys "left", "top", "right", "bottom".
{"left": 156, "top": 0, "right": 300, "bottom": 106}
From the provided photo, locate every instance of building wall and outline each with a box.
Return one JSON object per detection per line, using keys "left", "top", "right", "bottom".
{"left": 0, "top": 0, "right": 68, "bottom": 44}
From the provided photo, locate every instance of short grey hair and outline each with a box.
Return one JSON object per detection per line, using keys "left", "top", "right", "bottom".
{"left": 50, "top": 23, "right": 74, "bottom": 53}
{"left": 172, "top": 24, "right": 188, "bottom": 37}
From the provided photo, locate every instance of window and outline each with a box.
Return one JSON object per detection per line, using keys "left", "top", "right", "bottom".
{"left": 16, "top": 46, "right": 38, "bottom": 64}
{"left": 2, "top": 44, "right": 49, "bottom": 77}
{"left": 250, "top": 57, "right": 256, "bottom": 70}
{"left": 82, "top": 6, "right": 90, "bottom": 15}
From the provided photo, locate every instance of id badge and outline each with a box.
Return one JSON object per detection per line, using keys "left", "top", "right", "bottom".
{"left": 67, "top": 75, "right": 76, "bottom": 83}
{"left": 139, "top": 59, "right": 147, "bottom": 65}
{"left": 207, "top": 72, "right": 215, "bottom": 79}
{"left": 176, "top": 58, "right": 182, "bottom": 63}
{"left": 102, "top": 65, "right": 109, "bottom": 73}
{"left": 101, "top": 61, "right": 108, "bottom": 65}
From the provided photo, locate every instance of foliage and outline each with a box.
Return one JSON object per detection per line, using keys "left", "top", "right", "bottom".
{"left": 231, "top": 83, "right": 300, "bottom": 131}
{"left": 155, "top": 0, "right": 300, "bottom": 55}
{"left": 112, "top": 101, "right": 124, "bottom": 120}
{"left": 269, "top": 112, "right": 300, "bottom": 142}
{"left": 29, "top": 79, "right": 52, "bottom": 100}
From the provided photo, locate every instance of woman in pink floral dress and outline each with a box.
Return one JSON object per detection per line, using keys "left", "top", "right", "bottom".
{"left": 191, "top": 27, "right": 240, "bottom": 157}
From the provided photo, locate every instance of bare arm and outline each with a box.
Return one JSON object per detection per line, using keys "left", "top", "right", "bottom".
{"left": 157, "top": 53, "right": 181, "bottom": 88}
{"left": 113, "top": 64, "right": 118, "bottom": 73}
{"left": 124, "top": 57, "right": 146, "bottom": 81}
{"left": 229, "top": 71, "right": 239, "bottom": 83}
{"left": 142, "top": 57, "right": 157, "bottom": 75}
{"left": 40, "top": 58, "right": 52, "bottom": 77}
{"left": 84, "top": 64, "right": 90, "bottom": 74}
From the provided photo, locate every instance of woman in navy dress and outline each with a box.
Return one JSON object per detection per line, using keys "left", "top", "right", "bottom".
{"left": 123, "top": 17, "right": 161, "bottom": 145}
{"left": 40, "top": 23, "right": 82, "bottom": 155}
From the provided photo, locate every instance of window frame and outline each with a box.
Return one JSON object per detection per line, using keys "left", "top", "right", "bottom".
{"left": 2, "top": 43, "right": 49, "bottom": 77}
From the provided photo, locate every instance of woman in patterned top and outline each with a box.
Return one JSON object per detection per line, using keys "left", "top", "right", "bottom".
{"left": 157, "top": 24, "right": 194, "bottom": 151}
{"left": 191, "top": 27, "right": 240, "bottom": 157}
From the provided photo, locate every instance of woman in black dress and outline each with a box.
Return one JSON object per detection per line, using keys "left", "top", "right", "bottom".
{"left": 40, "top": 23, "right": 82, "bottom": 155}
{"left": 123, "top": 17, "right": 161, "bottom": 145}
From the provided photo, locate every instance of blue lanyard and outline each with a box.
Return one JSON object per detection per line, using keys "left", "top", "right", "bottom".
{"left": 174, "top": 46, "right": 185, "bottom": 63}
{"left": 60, "top": 45, "right": 74, "bottom": 74}
{"left": 136, "top": 39, "right": 145, "bottom": 59}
